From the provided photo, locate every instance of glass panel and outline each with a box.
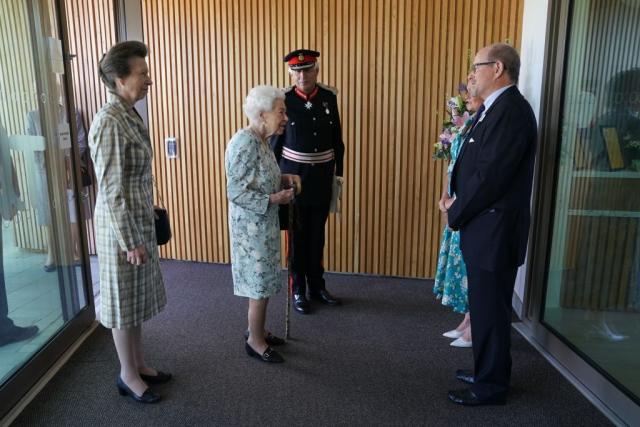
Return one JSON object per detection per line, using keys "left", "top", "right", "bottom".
{"left": 543, "top": 0, "right": 640, "bottom": 402}
{"left": 0, "top": 0, "right": 89, "bottom": 385}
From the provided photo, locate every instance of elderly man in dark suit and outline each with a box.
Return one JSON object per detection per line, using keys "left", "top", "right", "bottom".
{"left": 443, "top": 43, "right": 537, "bottom": 406}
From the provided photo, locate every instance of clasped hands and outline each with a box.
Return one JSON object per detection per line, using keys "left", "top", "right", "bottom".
{"left": 127, "top": 245, "right": 148, "bottom": 266}
{"left": 270, "top": 174, "right": 301, "bottom": 205}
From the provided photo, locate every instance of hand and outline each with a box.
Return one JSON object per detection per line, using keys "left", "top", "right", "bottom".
{"left": 282, "top": 174, "right": 302, "bottom": 195}
{"left": 126, "top": 245, "right": 148, "bottom": 266}
{"left": 290, "top": 175, "right": 302, "bottom": 195}
{"left": 269, "top": 188, "right": 295, "bottom": 205}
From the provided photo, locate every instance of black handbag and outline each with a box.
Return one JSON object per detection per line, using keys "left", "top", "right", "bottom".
{"left": 153, "top": 178, "right": 171, "bottom": 245}
{"left": 154, "top": 206, "right": 171, "bottom": 245}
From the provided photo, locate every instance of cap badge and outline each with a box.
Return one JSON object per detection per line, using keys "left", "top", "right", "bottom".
{"left": 298, "top": 54, "right": 305, "bottom": 61}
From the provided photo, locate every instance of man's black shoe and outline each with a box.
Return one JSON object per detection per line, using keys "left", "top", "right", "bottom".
{"left": 455, "top": 369, "right": 474, "bottom": 384}
{"left": 292, "top": 293, "right": 310, "bottom": 314}
{"left": 309, "top": 289, "right": 341, "bottom": 306}
{"left": 0, "top": 325, "right": 39, "bottom": 347}
{"left": 448, "top": 388, "right": 506, "bottom": 406}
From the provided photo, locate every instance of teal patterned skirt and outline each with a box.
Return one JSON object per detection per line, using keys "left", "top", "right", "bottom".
{"left": 433, "top": 225, "right": 469, "bottom": 313}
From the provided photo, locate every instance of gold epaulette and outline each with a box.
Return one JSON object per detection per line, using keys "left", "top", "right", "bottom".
{"left": 317, "top": 83, "right": 339, "bottom": 95}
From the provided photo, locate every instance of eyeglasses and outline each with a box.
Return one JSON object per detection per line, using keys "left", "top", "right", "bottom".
{"left": 471, "top": 61, "right": 496, "bottom": 72}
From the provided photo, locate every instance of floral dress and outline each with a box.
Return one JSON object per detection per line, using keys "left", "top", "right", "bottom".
{"left": 225, "top": 129, "right": 283, "bottom": 299}
{"left": 433, "top": 117, "right": 473, "bottom": 314}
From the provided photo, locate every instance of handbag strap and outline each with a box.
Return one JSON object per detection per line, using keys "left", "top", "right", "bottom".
{"left": 152, "top": 177, "right": 166, "bottom": 210}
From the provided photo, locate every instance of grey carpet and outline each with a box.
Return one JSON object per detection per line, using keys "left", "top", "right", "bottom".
{"left": 13, "top": 261, "right": 611, "bottom": 426}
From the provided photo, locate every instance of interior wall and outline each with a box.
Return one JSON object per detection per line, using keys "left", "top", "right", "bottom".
{"left": 64, "top": 0, "right": 117, "bottom": 254}
{"left": 142, "top": 0, "right": 524, "bottom": 278}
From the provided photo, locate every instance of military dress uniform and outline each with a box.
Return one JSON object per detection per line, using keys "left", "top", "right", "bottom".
{"left": 270, "top": 49, "right": 344, "bottom": 313}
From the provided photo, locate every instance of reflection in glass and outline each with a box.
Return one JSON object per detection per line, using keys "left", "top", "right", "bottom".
{"left": 543, "top": 0, "right": 640, "bottom": 401}
{"left": 0, "top": 0, "right": 89, "bottom": 385}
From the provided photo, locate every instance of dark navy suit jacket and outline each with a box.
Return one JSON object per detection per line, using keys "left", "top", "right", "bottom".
{"left": 448, "top": 85, "right": 537, "bottom": 271}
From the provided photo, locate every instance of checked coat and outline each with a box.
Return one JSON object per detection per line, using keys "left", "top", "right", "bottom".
{"left": 89, "top": 93, "right": 166, "bottom": 329}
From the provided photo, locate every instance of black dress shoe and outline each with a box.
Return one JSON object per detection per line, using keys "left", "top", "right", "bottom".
{"left": 448, "top": 388, "right": 506, "bottom": 406}
{"left": 140, "top": 370, "right": 172, "bottom": 384}
{"left": 309, "top": 289, "right": 341, "bottom": 306}
{"left": 245, "top": 343, "right": 284, "bottom": 363}
{"left": 292, "top": 293, "right": 310, "bottom": 314}
{"left": 116, "top": 377, "right": 160, "bottom": 403}
{"left": 244, "top": 331, "right": 286, "bottom": 346}
{"left": 455, "top": 369, "right": 474, "bottom": 384}
{"left": 0, "top": 325, "right": 39, "bottom": 347}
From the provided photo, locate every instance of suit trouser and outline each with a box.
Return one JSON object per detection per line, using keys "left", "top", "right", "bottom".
{"left": 290, "top": 204, "right": 330, "bottom": 295}
{"left": 466, "top": 264, "right": 518, "bottom": 399}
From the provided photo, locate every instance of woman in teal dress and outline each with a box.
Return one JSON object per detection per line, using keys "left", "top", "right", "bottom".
{"left": 433, "top": 94, "right": 483, "bottom": 348}
{"left": 226, "top": 85, "right": 300, "bottom": 363}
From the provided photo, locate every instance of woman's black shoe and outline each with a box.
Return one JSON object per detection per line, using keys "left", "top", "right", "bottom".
{"left": 245, "top": 343, "right": 284, "bottom": 363}
{"left": 116, "top": 377, "right": 161, "bottom": 403}
{"left": 244, "top": 331, "right": 286, "bottom": 346}
{"left": 140, "top": 370, "right": 172, "bottom": 384}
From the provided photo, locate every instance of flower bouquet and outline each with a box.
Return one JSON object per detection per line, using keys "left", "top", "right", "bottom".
{"left": 434, "top": 83, "right": 471, "bottom": 161}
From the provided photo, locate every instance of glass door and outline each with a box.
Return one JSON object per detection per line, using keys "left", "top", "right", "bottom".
{"left": 541, "top": 0, "right": 640, "bottom": 405}
{"left": 0, "top": 0, "right": 94, "bottom": 417}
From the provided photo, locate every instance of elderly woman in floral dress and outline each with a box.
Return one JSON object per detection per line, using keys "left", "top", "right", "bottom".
{"left": 225, "top": 85, "right": 301, "bottom": 363}
{"left": 433, "top": 78, "right": 484, "bottom": 348}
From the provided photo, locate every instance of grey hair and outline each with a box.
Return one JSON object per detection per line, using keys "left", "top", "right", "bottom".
{"left": 487, "top": 43, "right": 520, "bottom": 84}
{"left": 243, "top": 85, "right": 285, "bottom": 122}
{"left": 288, "top": 61, "right": 320, "bottom": 75}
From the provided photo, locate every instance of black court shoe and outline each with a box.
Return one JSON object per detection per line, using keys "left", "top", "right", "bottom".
{"left": 116, "top": 377, "right": 160, "bottom": 403}
{"left": 140, "top": 370, "right": 172, "bottom": 384}
{"left": 245, "top": 343, "right": 284, "bottom": 363}
{"left": 244, "top": 331, "right": 286, "bottom": 346}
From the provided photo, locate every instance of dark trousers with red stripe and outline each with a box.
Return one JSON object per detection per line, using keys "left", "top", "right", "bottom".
{"left": 289, "top": 204, "right": 330, "bottom": 295}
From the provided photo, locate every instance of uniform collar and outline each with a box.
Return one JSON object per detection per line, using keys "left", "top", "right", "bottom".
{"left": 294, "top": 86, "right": 319, "bottom": 101}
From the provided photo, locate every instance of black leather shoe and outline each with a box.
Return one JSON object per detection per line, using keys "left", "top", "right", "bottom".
{"left": 0, "top": 325, "right": 39, "bottom": 347}
{"left": 448, "top": 388, "right": 506, "bottom": 406}
{"left": 244, "top": 331, "right": 286, "bottom": 346}
{"left": 245, "top": 343, "right": 284, "bottom": 363}
{"left": 455, "top": 369, "right": 474, "bottom": 384}
{"left": 309, "top": 289, "right": 341, "bottom": 306}
{"left": 116, "top": 377, "right": 160, "bottom": 403}
{"left": 140, "top": 370, "right": 172, "bottom": 384}
{"left": 292, "top": 293, "right": 310, "bottom": 314}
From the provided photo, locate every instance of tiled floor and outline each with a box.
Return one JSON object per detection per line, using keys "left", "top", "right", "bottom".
{"left": 0, "top": 222, "right": 96, "bottom": 384}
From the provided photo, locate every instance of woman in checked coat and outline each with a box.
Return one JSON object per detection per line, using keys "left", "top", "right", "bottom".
{"left": 89, "top": 41, "right": 170, "bottom": 404}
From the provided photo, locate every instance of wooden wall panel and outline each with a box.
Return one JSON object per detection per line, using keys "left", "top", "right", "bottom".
{"left": 64, "top": 0, "right": 117, "bottom": 254}
{"left": 142, "top": 0, "right": 524, "bottom": 278}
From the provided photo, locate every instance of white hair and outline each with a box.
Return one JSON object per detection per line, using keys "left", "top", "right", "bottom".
{"left": 243, "top": 85, "right": 285, "bottom": 122}
{"left": 288, "top": 61, "right": 320, "bottom": 75}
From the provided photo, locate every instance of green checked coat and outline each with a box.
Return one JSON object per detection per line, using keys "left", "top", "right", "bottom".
{"left": 89, "top": 93, "right": 166, "bottom": 329}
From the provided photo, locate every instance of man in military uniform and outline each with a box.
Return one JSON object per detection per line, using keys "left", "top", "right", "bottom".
{"left": 271, "top": 49, "right": 345, "bottom": 314}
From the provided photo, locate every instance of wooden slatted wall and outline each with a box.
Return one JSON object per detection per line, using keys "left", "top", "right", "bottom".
{"left": 64, "top": 0, "right": 117, "bottom": 254}
{"left": 142, "top": 0, "right": 524, "bottom": 278}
